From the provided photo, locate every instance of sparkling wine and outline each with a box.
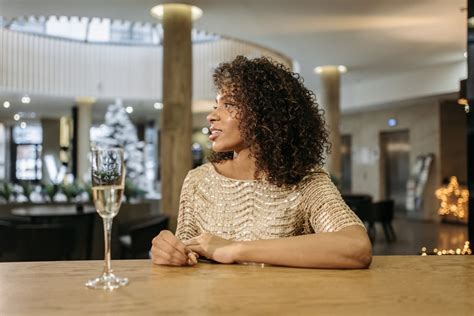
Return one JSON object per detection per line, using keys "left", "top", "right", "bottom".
{"left": 92, "top": 185, "right": 124, "bottom": 219}
{"left": 87, "top": 147, "right": 128, "bottom": 290}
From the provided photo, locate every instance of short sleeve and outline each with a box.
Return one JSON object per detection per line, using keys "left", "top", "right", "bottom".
{"left": 300, "top": 171, "right": 365, "bottom": 233}
{"left": 175, "top": 169, "right": 201, "bottom": 241}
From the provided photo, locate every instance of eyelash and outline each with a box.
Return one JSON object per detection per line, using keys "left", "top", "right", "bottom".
{"left": 213, "top": 103, "right": 235, "bottom": 110}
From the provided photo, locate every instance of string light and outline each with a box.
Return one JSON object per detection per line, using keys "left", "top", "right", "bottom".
{"left": 435, "top": 176, "right": 468, "bottom": 219}
{"left": 420, "top": 241, "right": 471, "bottom": 256}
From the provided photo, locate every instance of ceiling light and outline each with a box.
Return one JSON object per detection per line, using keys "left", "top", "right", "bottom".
{"left": 21, "top": 95, "right": 31, "bottom": 104}
{"left": 154, "top": 102, "right": 163, "bottom": 110}
{"left": 125, "top": 106, "right": 133, "bottom": 114}
{"left": 201, "top": 127, "right": 209, "bottom": 135}
{"left": 314, "top": 66, "right": 323, "bottom": 74}
{"left": 337, "top": 65, "right": 348, "bottom": 73}
{"left": 13, "top": 113, "right": 20, "bottom": 121}
{"left": 314, "top": 65, "right": 348, "bottom": 74}
{"left": 150, "top": 4, "right": 203, "bottom": 21}
{"left": 3, "top": 101, "right": 10, "bottom": 108}
{"left": 20, "top": 122, "right": 27, "bottom": 129}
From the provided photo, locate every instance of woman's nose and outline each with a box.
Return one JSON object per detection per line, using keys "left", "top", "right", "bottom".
{"left": 207, "top": 109, "right": 218, "bottom": 123}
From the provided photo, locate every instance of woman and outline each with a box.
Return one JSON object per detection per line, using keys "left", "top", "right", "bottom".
{"left": 151, "top": 56, "right": 372, "bottom": 268}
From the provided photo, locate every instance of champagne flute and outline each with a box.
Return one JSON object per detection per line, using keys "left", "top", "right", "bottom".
{"left": 86, "top": 147, "right": 128, "bottom": 290}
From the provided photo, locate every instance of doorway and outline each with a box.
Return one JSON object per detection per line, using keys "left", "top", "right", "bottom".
{"left": 380, "top": 130, "right": 410, "bottom": 213}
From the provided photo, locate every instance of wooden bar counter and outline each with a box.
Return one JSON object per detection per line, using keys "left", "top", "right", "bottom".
{"left": 0, "top": 256, "right": 472, "bottom": 315}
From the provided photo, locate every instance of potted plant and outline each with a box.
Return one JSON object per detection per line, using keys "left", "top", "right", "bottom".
{"left": 0, "top": 181, "right": 13, "bottom": 203}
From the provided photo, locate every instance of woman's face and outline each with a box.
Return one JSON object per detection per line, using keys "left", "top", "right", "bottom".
{"left": 206, "top": 93, "right": 246, "bottom": 153}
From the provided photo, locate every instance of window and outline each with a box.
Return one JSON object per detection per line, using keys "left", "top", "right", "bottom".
{"left": 13, "top": 124, "right": 43, "bottom": 181}
{"left": 0, "top": 124, "right": 6, "bottom": 180}
{"left": 3, "top": 15, "right": 220, "bottom": 46}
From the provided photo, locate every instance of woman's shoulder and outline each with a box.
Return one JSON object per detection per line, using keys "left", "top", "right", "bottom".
{"left": 298, "top": 167, "right": 334, "bottom": 192}
{"left": 186, "top": 162, "right": 213, "bottom": 181}
{"left": 296, "top": 167, "right": 346, "bottom": 205}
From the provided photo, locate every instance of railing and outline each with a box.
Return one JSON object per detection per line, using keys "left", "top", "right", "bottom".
{"left": 0, "top": 28, "right": 292, "bottom": 101}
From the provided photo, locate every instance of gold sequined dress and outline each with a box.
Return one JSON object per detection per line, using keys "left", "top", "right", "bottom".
{"left": 176, "top": 163, "right": 364, "bottom": 241}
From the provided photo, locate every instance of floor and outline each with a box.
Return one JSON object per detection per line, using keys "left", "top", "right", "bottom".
{"left": 372, "top": 215, "right": 468, "bottom": 255}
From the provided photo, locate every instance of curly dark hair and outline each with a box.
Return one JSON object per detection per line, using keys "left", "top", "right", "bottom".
{"left": 209, "top": 55, "right": 330, "bottom": 187}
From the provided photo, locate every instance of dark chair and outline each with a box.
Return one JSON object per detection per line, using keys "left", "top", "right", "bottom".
{"left": 373, "top": 200, "right": 396, "bottom": 242}
{"left": 13, "top": 223, "right": 75, "bottom": 261}
{"left": 0, "top": 220, "right": 16, "bottom": 260}
{"left": 120, "top": 215, "right": 169, "bottom": 259}
{"left": 342, "top": 194, "right": 375, "bottom": 242}
{"left": 53, "top": 212, "right": 95, "bottom": 260}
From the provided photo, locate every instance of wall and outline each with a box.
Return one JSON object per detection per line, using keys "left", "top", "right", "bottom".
{"left": 439, "top": 100, "right": 467, "bottom": 184}
{"left": 341, "top": 98, "right": 443, "bottom": 220}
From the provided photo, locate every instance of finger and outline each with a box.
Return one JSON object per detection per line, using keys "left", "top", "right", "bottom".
{"left": 188, "top": 252, "right": 198, "bottom": 264}
{"left": 154, "top": 233, "right": 188, "bottom": 257}
{"left": 156, "top": 239, "right": 184, "bottom": 258}
{"left": 150, "top": 241, "right": 188, "bottom": 265}
{"left": 159, "top": 231, "right": 190, "bottom": 256}
{"left": 187, "top": 245, "right": 203, "bottom": 255}
{"left": 153, "top": 249, "right": 188, "bottom": 266}
{"left": 183, "top": 238, "right": 199, "bottom": 246}
{"left": 186, "top": 256, "right": 197, "bottom": 266}
{"left": 153, "top": 256, "right": 186, "bottom": 266}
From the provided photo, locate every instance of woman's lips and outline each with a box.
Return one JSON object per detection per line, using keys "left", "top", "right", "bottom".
{"left": 208, "top": 129, "right": 222, "bottom": 141}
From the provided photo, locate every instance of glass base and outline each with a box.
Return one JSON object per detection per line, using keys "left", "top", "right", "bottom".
{"left": 85, "top": 273, "right": 128, "bottom": 290}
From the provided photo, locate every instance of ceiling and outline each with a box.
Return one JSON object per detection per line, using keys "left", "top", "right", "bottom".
{"left": 0, "top": 0, "right": 468, "bottom": 120}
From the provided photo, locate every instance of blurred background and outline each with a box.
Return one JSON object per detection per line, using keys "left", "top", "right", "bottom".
{"left": 0, "top": 0, "right": 472, "bottom": 260}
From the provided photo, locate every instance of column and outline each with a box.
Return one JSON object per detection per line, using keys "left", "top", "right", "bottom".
{"left": 41, "top": 118, "right": 60, "bottom": 183}
{"left": 75, "top": 97, "right": 95, "bottom": 184}
{"left": 466, "top": 1, "right": 474, "bottom": 244}
{"left": 315, "top": 65, "right": 346, "bottom": 182}
{"left": 151, "top": 3, "right": 202, "bottom": 230}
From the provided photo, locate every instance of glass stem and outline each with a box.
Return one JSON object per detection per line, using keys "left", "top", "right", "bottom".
{"left": 102, "top": 217, "right": 113, "bottom": 276}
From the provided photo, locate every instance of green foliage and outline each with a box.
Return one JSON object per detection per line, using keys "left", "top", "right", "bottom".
{"left": 19, "top": 181, "right": 33, "bottom": 202}
{"left": 0, "top": 181, "right": 13, "bottom": 202}
{"left": 42, "top": 183, "right": 59, "bottom": 202}
{"left": 83, "top": 182, "right": 92, "bottom": 202}
{"left": 59, "top": 182, "right": 84, "bottom": 202}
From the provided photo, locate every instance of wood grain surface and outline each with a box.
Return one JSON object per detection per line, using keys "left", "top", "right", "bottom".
{"left": 0, "top": 256, "right": 472, "bottom": 315}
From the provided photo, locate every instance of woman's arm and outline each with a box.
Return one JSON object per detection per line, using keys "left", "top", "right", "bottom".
{"left": 235, "top": 225, "right": 371, "bottom": 268}
{"left": 185, "top": 225, "right": 372, "bottom": 269}
{"left": 151, "top": 169, "right": 201, "bottom": 266}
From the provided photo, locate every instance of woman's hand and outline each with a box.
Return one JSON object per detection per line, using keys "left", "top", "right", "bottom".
{"left": 150, "top": 230, "right": 198, "bottom": 266}
{"left": 184, "top": 233, "right": 240, "bottom": 264}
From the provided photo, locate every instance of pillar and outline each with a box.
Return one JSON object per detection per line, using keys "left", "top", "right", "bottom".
{"left": 41, "top": 118, "right": 60, "bottom": 183}
{"left": 316, "top": 65, "right": 346, "bottom": 182}
{"left": 75, "top": 97, "right": 95, "bottom": 184}
{"left": 151, "top": 3, "right": 201, "bottom": 230}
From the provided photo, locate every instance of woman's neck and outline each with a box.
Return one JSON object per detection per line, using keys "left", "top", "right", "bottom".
{"left": 215, "top": 148, "right": 258, "bottom": 180}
